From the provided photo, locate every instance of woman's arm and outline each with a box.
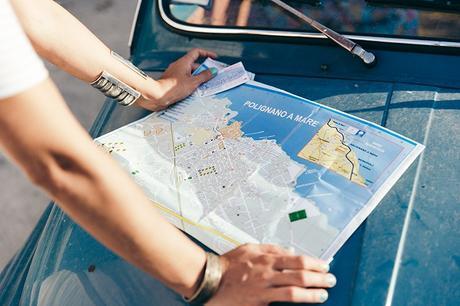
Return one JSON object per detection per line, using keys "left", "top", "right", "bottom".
{"left": 10, "top": 0, "right": 215, "bottom": 111}
{"left": 0, "top": 78, "right": 335, "bottom": 304}
{"left": 0, "top": 78, "right": 207, "bottom": 297}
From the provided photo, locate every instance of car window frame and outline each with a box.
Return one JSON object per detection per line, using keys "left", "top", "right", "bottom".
{"left": 152, "top": 0, "right": 460, "bottom": 49}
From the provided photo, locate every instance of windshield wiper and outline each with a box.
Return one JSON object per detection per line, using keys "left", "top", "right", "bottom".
{"left": 270, "top": 0, "right": 377, "bottom": 66}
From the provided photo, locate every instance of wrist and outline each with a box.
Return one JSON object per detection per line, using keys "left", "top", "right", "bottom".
{"left": 177, "top": 249, "right": 207, "bottom": 298}
{"left": 182, "top": 264, "right": 206, "bottom": 298}
{"left": 134, "top": 77, "right": 166, "bottom": 110}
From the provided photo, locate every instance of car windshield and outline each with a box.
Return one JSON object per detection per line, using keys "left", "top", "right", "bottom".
{"left": 165, "top": 0, "right": 460, "bottom": 41}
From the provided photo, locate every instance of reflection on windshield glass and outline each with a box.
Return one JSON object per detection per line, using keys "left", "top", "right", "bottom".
{"left": 168, "top": 0, "right": 460, "bottom": 41}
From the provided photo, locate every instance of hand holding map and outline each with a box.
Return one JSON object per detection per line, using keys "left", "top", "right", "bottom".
{"left": 193, "top": 57, "right": 255, "bottom": 80}
{"left": 192, "top": 58, "right": 255, "bottom": 97}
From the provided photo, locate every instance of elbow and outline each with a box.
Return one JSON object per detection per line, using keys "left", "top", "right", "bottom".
{"left": 26, "top": 151, "right": 98, "bottom": 201}
{"left": 23, "top": 148, "right": 103, "bottom": 211}
{"left": 26, "top": 150, "right": 92, "bottom": 199}
{"left": 27, "top": 155, "right": 66, "bottom": 197}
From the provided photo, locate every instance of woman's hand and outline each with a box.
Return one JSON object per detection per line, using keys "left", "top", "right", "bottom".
{"left": 136, "top": 48, "right": 218, "bottom": 111}
{"left": 208, "top": 244, "right": 336, "bottom": 306}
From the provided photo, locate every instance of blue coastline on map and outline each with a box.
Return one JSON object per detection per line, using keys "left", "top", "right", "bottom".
{"left": 218, "top": 83, "right": 416, "bottom": 230}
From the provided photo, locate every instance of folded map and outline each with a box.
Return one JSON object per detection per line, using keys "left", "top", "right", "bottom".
{"left": 96, "top": 65, "right": 424, "bottom": 261}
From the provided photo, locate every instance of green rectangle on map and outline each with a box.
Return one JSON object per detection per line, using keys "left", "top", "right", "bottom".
{"left": 289, "top": 210, "right": 307, "bottom": 222}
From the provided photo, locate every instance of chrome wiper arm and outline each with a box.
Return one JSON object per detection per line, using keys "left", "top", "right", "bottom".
{"left": 270, "top": 0, "right": 376, "bottom": 65}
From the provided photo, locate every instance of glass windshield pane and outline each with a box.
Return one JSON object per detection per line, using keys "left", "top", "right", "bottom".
{"left": 166, "top": 0, "right": 460, "bottom": 41}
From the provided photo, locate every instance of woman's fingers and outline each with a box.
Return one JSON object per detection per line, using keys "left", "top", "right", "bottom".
{"left": 192, "top": 68, "right": 217, "bottom": 86}
{"left": 185, "top": 48, "right": 217, "bottom": 63}
{"left": 254, "top": 244, "right": 294, "bottom": 255}
{"left": 268, "top": 287, "right": 329, "bottom": 304}
{"left": 271, "top": 270, "right": 336, "bottom": 288}
{"left": 273, "top": 255, "right": 330, "bottom": 273}
{"left": 212, "top": 244, "right": 335, "bottom": 305}
{"left": 191, "top": 63, "right": 200, "bottom": 71}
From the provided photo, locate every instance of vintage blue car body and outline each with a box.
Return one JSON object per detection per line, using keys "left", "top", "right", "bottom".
{"left": 1, "top": 1, "right": 459, "bottom": 305}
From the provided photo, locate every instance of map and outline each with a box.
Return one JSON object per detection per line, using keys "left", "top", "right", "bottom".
{"left": 95, "top": 81, "right": 423, "bottom": 261}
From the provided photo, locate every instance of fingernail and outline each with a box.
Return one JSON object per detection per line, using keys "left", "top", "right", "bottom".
{"left": 287, "top": 246, "right": 295, "bottom": 254}
{"left": 321, "top": 263, "right": 330, "bottom": 272}
{"left": 209, "top": 67, "right": 218, "bottom": 76}
{"left": 327, "top": 274, "right": 337, "bottom": 287}
{"left": 319, "top": 291, "right": 328, "bottom": 303}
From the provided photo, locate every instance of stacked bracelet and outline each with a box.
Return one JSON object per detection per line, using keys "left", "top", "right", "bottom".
{"left": 91, "top": 71, "right": 141, "bottom": 107}
{"left": 184, "top": 252, "right": 223, "bottom": 305}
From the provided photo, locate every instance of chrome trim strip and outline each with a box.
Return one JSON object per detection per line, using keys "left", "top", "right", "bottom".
{"left": 128, "top": 0, "right": 143, "bottom": 48}
{"left": 159, "top": 0, "right": 460, "bottom": 48}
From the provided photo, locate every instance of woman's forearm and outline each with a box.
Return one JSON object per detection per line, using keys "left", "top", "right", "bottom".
{"left": 11, "top": 0, "right": 159, "bottom": 99}
{"left": 11, "top": 0, "right": 218, "bottom": 110}
{"left": 0, "top": 78, "right": 205, "bottom": 297}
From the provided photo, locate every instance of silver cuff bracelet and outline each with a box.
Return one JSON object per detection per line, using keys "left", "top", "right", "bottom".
{"left": 111, "top": 51, "right": 148, "bottom": 79}
{"left": 183, "top": 252, "right": 223, "bottom": 305}
{"left": 91, "top": 71, "right": 141, "bottom": 107}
